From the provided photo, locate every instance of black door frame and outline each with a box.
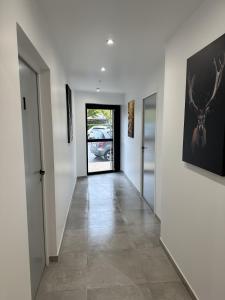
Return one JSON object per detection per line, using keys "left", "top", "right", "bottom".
{"left": 86, "top": 103, "right": 120, "bottom": 175}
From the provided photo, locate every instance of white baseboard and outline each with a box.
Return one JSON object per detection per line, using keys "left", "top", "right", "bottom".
{"left": 121, "top": 171, "right": 161, "bottom": 222}
{"left": 56, "top": 177, "right": 77, "bottom": 256}
{"left": 160, "top": 238, "right": 199, "bottom": 300}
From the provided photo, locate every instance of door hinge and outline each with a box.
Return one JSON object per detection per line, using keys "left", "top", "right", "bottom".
{"left": 22, "top": 97, "right": 27, "bottom": 110}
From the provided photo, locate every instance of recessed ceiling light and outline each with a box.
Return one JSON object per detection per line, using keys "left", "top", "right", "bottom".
{"left": 107, "top": 39, "right": 114, "bottom": 46}
{"left": 101, "top": 67, "right": 106, "bottom": 72}
{"left": 96, "top": 88, "right": 100, "bottom": 92}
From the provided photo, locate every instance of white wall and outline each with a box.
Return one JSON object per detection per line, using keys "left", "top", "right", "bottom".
{"left": 74, "top": 91, "right": 125, "bottom": 177}
{"left": 51, "top": 73, "right": 77, "bottom": 253}
{"left": 161, "top": 0, "right": 225, "bottom": 299}
{"left": 121, "top": 63, "right": 165, "bottom": 219}
{"left": 52, "top": 78, "right": 76, "bottom": 254}
{"left": 0, "top": 0, "right": 76, "bottom": 299}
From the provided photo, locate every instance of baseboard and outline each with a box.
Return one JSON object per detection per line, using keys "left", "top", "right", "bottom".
{"left": 160, "top": 239, "right": 199, "bottom": 300}
{"left": 154, "top": 213, "right": 161, "bottom": 223}
{"left": 56, "top": 177, "right": 77, "bottom": 257}
{"left": 121, "top": 171, "right": 141, "bottom": 195}
{"left": 77, "top": 175, "right": 88, "bottom": 179}
{"left": 121, "top": 171, "right": 161, "bottom": 222}
{"left": 49, "top": 256, "right": 58, "bottom": 263}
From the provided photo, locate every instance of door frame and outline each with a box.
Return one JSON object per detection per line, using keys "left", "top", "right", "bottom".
{"left": 17, "top": 24, "right": 57, "bottom": 266}
{"left": 85, "top": 103, "right": 121, "bottom": 175}
{"left": 141, "top": 93, "right": 157, "bottom": 213}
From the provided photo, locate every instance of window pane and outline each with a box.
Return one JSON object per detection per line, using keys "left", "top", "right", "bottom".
{"left": 87, "top": 109, "right": 113, "bottom": 140}
{"left": 88, "top": 141, "right": 114, "bottom": 173}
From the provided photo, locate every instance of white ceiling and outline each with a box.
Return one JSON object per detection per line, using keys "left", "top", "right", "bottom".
{"left": 38, "top": 0, "right": 204, "bottom": 93}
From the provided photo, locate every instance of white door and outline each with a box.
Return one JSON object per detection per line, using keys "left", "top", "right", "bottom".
{"left": 19, "top": 59, "right": 45, "bottom": 298}
{"left": 142, "top": 94, "right": 156, "bottom": 210}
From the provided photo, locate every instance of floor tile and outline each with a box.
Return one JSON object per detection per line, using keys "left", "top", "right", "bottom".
{"left": 38, "top": 265, "right": 87, "bottom": 293}
{"left": 87, "top": 285, "right": 153, "bottom": 300}
{"left": 58, "top": 251, "right": 87, "bottom": 270}
{"left": 143, "top": 282, "right": 192, "bottom": 299}
{"left": 87, "top": 253, "right": 134, "bottom": 288}
{"left": 88, "top": 232, "right": 134, "bottom": 252}
{"left": 88, "top": 250, "right": 149, "bottom": 285}
{"left": 37, "top": 288, "right": 87, "bottom": 300}
{"left": 37, "top": 173, "right": 191, "bottom": 300}
{"left": 141, "top": 254, "right": 180, "bottom": 283}
{"left": 61, "top": 229, "right": 88, "bottom": 254}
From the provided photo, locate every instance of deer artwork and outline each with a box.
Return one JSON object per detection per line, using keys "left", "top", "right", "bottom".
{"left": 188, "top": 53, "right": 225, "bottom": 153}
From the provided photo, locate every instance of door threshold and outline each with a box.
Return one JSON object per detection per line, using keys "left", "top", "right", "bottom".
{"left": 88, "top": 170, "right": 119, "bottom": 176}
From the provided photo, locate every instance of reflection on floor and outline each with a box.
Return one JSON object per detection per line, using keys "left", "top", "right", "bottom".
{"left": 37, "top": 173, "right": 191, "bottom": 300}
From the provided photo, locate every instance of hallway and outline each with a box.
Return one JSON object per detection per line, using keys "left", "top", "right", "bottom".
{"left": 37, "top": 173, "right": 191, "bottom": 300}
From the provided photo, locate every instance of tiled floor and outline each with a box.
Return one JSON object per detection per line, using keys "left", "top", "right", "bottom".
{"left": 37, "top": 173, "right": 192, "bottom": 300}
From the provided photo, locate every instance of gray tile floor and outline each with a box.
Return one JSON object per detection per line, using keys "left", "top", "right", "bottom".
{"left": 37, "top": 173, "right": 192, "bottom": 300}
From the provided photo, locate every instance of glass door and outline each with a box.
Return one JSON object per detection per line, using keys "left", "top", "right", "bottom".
{"left": 86, "top": 104, "right": 120, "bottom": 175}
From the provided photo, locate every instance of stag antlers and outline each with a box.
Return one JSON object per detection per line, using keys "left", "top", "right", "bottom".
{"left": 188, "top": 52, "right": 225, "bottom": 113}
{"left": 205, "top": 53, "right": 225, "bottom": 112}
{"left": 188, "top": 74, "right": 198, "bottom": 113}
{"left": 187, "top": 53, "right": 225, "bottom": 152}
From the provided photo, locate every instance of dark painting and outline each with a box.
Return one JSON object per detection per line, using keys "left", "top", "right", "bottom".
{"left": 66, "top": 84, "right": 73, "bottom": 143}
{"left": 183, "top": 34, "right": 225, "bottom": 176}
{"left": 128, "top": 100, "right": 135, "bottom": 138}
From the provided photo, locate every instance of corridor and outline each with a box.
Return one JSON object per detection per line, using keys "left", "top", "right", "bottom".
{"left": 37, "top": 173, "right": 191, "bottom": 300}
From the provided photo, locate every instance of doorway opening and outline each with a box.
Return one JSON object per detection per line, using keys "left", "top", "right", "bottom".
{"left": 86, "top": 104, "right": 120, "bottom": 175}
{"left": 141, "top": 94, "right": 157, "bottom": 211}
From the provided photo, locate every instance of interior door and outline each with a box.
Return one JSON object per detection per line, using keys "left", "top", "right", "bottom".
{"left": 19, "top": 59, "right": 45, "bottom": 298}
{"left": 142, "top": 94, "right": 156, "bottom": 210}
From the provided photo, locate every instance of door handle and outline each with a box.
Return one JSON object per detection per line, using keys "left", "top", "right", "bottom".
{"left": 39, "top": 170, "right": 45, "bottom": 176}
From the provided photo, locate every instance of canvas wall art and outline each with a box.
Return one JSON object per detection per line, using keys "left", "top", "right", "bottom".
{"left": 182, "top": 33, "right": 225, "bottom": 176}
{"left": 128, "top": 100, "right": 135, "bottom": 138}
{"left": 66, "top": 84, "right": 73, "bottom": 143}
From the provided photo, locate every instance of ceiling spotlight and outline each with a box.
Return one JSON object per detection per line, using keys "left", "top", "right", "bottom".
{"left": 101, "top": 67, "right": 106, "bottom": 72}
{"left": 96, "top": 88, "right": 100, "bottom": 92}
{"left": 107, "top": 39, "right": 114, "bottom": 46}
